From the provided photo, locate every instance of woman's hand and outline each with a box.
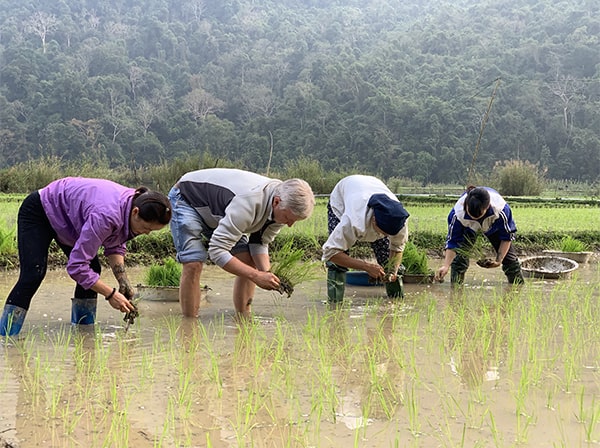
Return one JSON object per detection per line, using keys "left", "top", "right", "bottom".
{"left": 119, "top": 281, "right": 135, "bottom": 301}
{"left": 106, "top": 289, "right": 137, "bottom": 313}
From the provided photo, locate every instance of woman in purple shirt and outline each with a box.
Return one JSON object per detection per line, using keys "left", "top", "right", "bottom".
{"left": 0, "top": 177, "right": 171, "bottom": 336}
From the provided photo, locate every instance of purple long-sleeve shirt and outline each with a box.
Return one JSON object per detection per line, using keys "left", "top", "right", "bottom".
{"left": 39, "top": 177, "right": 135, "bottom": 289}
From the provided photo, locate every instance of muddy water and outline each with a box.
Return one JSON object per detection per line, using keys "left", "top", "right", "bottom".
{"left": 0, "top": 258, "right": 599, "bottom": 447}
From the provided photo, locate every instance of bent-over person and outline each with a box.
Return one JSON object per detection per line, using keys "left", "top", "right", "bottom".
{"left": 322, "top": 175, "right": 410, "bottom": 303}
{"left": 0, "top": 177, "right": 171, "bottom": 336}
{"left": 168, "top": 168, "right": 315, "bottom": 318}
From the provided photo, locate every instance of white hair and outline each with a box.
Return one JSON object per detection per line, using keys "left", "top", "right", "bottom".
{"left": 275, "top": 178, "right": 315, "bottom": 219}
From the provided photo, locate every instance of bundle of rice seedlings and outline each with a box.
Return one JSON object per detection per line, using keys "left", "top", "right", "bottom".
{"left": 556, "top": 236, "right": 589, "bottom": 252}
{"left": 144, "top": 257, "right": 182, "bottom": 287}
{"left": 270, "top": 239, "right": 320, "bottom": 297}
{"left": 400, "top": 241, "right": 431, "bottom": 275}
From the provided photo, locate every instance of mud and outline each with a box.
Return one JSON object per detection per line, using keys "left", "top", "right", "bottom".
{"left": 0, "top": 259, "right": 599, "bottom": 447}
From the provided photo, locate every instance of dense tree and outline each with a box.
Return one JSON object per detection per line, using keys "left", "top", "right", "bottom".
{"left": 0, "top": 0, "right": 598, "bottom": 182}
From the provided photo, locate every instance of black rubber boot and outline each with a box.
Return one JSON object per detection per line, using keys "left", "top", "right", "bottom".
{"left": 326, "top": 263, "right": 347, "bottom": 303}
{"left": 327, "top": 270, "right": 346, "bottom": 303}
{"left": 503, "top": 260, "right": 525, "bottom": 285}
{"left": 450, "top": 253, "right": 469, "bottom": 285}
{"left": 385, "top": 276, "right": 404, "bottom": 299}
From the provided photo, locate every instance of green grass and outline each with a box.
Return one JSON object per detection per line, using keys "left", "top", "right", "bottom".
{"left": 0, "top": 193, "right": 596, "bottom": 268}
{"left": 143, "top": 258, "right": 182, "bottom": 287}
{"left": 283, "top": 199, "right": 599, "bottom": 239}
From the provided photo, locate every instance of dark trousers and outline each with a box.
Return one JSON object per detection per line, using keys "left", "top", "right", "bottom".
{"left": 326, "top": 203, "right": 403, "bottom": 300}
{"left": 6, "top": 191, "right": 100, "bottom": 310}
{"left": 451, "top": 232, "right": 523, "bottom": 284}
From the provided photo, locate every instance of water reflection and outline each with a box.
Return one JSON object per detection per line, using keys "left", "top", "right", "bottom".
{"left": 0, "top": 261, "right": 598, "bottom": 447}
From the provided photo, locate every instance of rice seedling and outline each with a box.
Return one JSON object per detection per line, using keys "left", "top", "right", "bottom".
{"left": 61, "top": 402, "right": 84, "bottom": 436}
{"left": 405, "top": 382, "right": 421, "bottom": 436}
{"left": 269, "top": 238, "right": 321, "bottom": 297}
{"left": 198, "top": 321, "right": 223, "bottom": 397}
{"left": 0, "top": 257, "right": 598, "bottom": 447}
{"left": 144, "top": 257, "right": 182, "bottom": 287}
{"left": 401, "top": 241, "right": 432, "bottom": 275}
{"left": 582, "top": 395, "right": 600, "bottom": 443}
{"left": 552, "top": 235, "right": 590, "bottom": 252}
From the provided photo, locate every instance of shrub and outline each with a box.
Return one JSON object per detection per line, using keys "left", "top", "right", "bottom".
{"left": 135, "top": 154, "right": 242, "bottom": 194}
{"left": 493, "top": 159, "right": 544, "bottom": 196}
{"left": 280, "top": 157, "right": 344, "bottom": 195}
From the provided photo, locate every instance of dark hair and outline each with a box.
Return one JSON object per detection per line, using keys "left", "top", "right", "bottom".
{"left": 132, "top": 187, "right": 172, "bottom": 224}
{"left": 464, "top": 185, "right": 490, "bottom": 217}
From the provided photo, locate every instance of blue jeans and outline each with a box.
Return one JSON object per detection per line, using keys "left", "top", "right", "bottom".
{"left": 168, "top": 186, "right": 210, "bottom": 263}
{"left": 168, "top": 186, "right": 249, "bottom": 264}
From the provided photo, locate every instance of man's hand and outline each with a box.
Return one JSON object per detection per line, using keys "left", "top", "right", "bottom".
{"left": 365, "top": 262, "right": 385, "bottom": 281}
{"left": 253, "top": 271, "right": 281, "bottom": 291}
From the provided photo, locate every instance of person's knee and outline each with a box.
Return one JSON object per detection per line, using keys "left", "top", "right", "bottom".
{"left": 182, "top": 261, "right": 203, "bottom": 277}
{"left": 17, "top": 266, "right": 47, "bottom": 292}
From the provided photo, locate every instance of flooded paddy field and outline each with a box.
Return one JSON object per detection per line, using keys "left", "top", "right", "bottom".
{"left": 0, "top": 258, "right": 599, "bottom": 447}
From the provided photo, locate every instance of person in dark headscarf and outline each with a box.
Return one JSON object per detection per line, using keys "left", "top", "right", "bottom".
{"left": 322, "top": 175, "right": 410, "bottom": 303}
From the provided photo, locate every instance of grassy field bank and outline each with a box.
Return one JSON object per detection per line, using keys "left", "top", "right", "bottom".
{"left": 0, "top": 194, "right": 597, "bottom": 269}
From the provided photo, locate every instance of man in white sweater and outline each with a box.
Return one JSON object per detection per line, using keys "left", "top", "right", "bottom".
{"left": 322, "top": 175, "right": 410, "bottom": 303}
{"left": 168, "top": 168, "right": 315, "bottom": 318}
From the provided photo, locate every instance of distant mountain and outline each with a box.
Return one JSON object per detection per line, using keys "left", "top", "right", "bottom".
{"left": 0, "top": 0, "right": 598, "bottom": 182}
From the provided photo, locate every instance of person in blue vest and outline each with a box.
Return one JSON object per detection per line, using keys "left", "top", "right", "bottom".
{"left": 0, "top": 177, "right": 171, "bottom": 337}
{"left": 434, "top": 185, "right": 524, "bottom": 285}
{"left": 322, "top": 175, "right": 410, "bottom": 303}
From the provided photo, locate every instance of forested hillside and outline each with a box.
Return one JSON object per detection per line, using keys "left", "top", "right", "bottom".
{"left": 0, "top": 0, "right": 598, "bottom": 183}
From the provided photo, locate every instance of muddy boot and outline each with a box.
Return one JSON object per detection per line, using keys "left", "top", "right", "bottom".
{"left": 450, "top": 253, "right": 469, "bottom": 285}
{"left": 71, "top": 298, "right": 97, "bottom": 326}
{"left": 503, "top": 260, "right": 525, "bottom": 285}
{"left": 450, "top": 271, "right": 465, "bottom": 285}
{"left": 385, "top": 276, "right": 404, "bottom": 299}
{"left": 326, "top": 267, "right": 346, "bottom": 304}
{"left": 0, "top": 304, "right": 28, "bottom": 336}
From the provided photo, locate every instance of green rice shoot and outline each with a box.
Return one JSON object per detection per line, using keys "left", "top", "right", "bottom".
{"left": 143, "top": 257, "right": 182, "bottom": 287}
{"left": 555, "top": 236, "right": 589, "bottom": 252}
{"left": 401, "top": 241, "right": 431, "bottom": 275}
{"left": 270, "top": 239, "right": 320, "bottom": 297}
